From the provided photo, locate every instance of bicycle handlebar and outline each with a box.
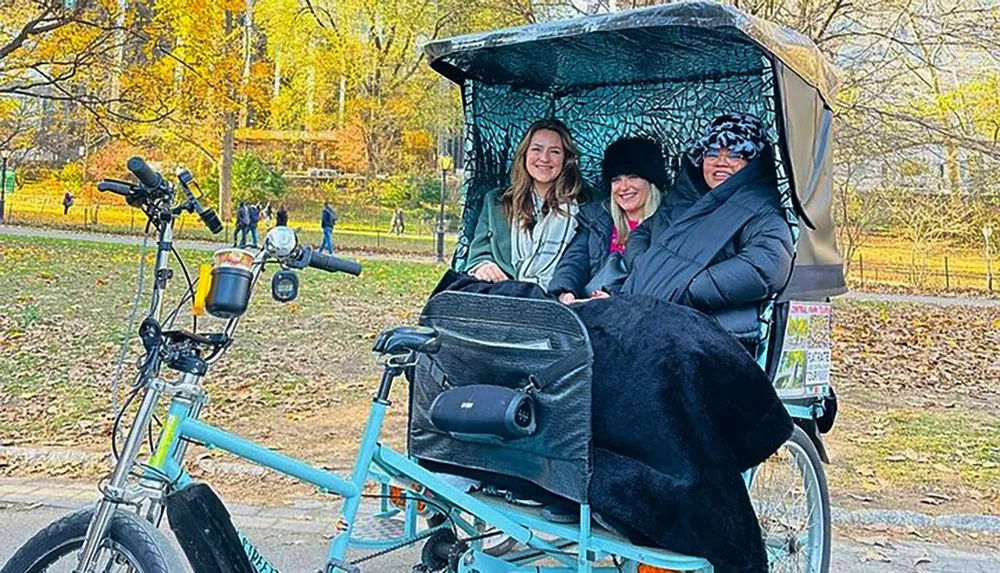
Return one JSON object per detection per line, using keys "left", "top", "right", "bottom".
{"left": 307, "top": 249, "right": 363, "bottom": 276}
{"left": 127, "top": 156, "right": 163, "bottom": 189}
{"left": 97, "top": 180, "right": 134, "bottom": 197}
{"left": 102, "top": 158, "right": 222, "bottom": 235}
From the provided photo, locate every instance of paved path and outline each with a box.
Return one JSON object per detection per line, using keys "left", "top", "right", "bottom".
{"left": 6, "top": 224, "right": 1000, "bottom": 307}
{"left": 0, "top": 224, "right": 439, "bottom": 264}
{"left": 1, "top": 478, "right": 998, "bottom": 572}
{"left": 839, "top": 290, "right": 1000, "bottom": 307}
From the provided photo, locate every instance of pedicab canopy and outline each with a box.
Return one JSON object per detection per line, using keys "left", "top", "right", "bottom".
{"left": 425, "top": 0, "right": 846, "bottom": 300}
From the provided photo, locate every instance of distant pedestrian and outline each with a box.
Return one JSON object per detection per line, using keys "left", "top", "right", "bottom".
{"left": 62, "top": 191, "right": 74, "bottom": 215}
{"left": 276, "top": 204, "right": 289, "bottom": 227}
{"left": 247, "top": 202, "right": 261, "bottom": 247}
{"left": 235, "top": 201, "right": 249, "bottom": 247}
{"left": 390, "top": 208, "right": 405, "bottom": 235}
{"left": 264, "top": 202, "right": 273, "bottom": 227}
{"left": 320, "top": 201, "right": 337, "bottom": 254}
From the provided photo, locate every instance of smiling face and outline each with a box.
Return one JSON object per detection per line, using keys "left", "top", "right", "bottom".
{"left": 524, "top": 129, "right": 566, "bottom": 189}
{"left": 702, "top": 147, "right": 749, "bottom": 189}
{"left": 611, "top": 175, "right": 653, "bottom": 221}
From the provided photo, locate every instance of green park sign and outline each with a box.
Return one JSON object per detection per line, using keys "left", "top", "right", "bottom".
{"left": 2, "top": 170, "right": 13, "bottom": 194}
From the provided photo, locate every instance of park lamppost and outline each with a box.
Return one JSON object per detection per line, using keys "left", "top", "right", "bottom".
{"left": 0, "top": 148, "right": 10, "bottom": 223}
{"left": 436, "top": 155, "right": 454, "bottom": 263}
{"left": 984, "top": 226, "right": 993, "bottom": 292}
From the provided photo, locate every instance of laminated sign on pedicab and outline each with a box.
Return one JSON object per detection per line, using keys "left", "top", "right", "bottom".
{"left": 774, "top": 303, "right": 833, "bottom": 400}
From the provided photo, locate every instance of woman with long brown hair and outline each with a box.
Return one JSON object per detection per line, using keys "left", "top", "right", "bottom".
{"left": 466, "top": 118, "right": 585, "bottom": 290}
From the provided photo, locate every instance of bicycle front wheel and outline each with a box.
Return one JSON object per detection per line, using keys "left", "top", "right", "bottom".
{"left": 1, "top": 506, "right": 183, "bottom": 573}
{"left": 748, "top": 425, "right": 831, "bottom": 573}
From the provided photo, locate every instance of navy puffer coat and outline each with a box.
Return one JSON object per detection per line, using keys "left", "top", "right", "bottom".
{"left": 623, "top": 147, "right": 794, "bottom": 342}
{"left": 547, "top": 201, "right": 614, "bottom": 298}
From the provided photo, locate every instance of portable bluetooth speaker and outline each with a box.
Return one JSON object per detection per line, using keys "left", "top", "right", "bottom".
{"left": 429, "top": 384, "right": 536, "bottom": 441}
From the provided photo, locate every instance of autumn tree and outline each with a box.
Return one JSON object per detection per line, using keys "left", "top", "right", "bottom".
{"left": 0, "top": 1, "right": 178, "bottom": 142}
{"left": 564, "top": 0, "right": 1000, "bottom": 260}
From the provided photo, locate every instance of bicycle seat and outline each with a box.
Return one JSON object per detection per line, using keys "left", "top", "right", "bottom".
{"left": 373, "top": 326, "right": 440, "bottom": 355}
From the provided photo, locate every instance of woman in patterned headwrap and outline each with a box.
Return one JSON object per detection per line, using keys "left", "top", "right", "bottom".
{"left": 622, "top": 113, "right": 794, "bottom": 346}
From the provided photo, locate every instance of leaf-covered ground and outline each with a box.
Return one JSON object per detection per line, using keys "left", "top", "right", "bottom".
{"left": 1, "top": 235, "right": 998, "bottom": 514}
{"left": 0, "top": 235, "right": 444, "bottom": 463}
{"left": 828, "top": 300, "right": 1000, "bottom": 514}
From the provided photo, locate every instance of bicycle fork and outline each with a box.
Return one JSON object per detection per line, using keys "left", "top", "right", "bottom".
{"left": 74, "top": 381, "right": 165, "bottom": 572}
{"left": 75, "top": 210, "right": 178, "bottom": 572}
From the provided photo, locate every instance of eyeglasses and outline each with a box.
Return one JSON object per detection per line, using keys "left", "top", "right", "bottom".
{"left": 703, "top": 148, "right": 751, "bottom": 162}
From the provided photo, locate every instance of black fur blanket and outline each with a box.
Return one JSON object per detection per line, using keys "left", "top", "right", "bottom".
{"left": 430, "top": 272, "right": 793, "bottom": 573}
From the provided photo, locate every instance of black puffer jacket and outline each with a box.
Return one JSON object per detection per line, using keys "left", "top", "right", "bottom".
{"left": 623, "top": 148, "right": 794, "bottom": 342}
{"left": 546, "top": 201, "right": 614, "bottom": 298}
{"left": 622, "top": 178, "right": 702, "bottom": 272}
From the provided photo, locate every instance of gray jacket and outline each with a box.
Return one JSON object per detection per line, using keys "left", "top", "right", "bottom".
{"left": 547, "top": 201, "right": 614, "bottom": 297}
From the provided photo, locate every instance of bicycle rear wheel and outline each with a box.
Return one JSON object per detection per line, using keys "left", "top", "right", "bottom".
{"left": 748, "top": 425, "right": 831, "bottom": 573}
{"left": 1, "top": 506, "right": 183, "bottom": 573}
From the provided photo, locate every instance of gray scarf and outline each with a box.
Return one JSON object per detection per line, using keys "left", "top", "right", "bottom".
{"left": 511, "top": 193, "right": 579, "bottom": 290}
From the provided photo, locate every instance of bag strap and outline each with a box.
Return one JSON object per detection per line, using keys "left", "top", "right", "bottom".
{"left": 528, "top": 345, "right": 591, "bottom": 391}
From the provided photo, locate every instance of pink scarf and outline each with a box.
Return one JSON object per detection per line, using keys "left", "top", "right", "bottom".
{"left": 609, "top": 219, "right": 641, "bottom": 254}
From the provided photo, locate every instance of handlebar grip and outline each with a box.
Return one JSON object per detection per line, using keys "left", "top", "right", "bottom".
{"left": 127, "top": 156, "right": 163, "bottom": 189}
{"left": 97, "top": 180, "right": 133, "bottom": 197}
{"left": 308, "top": 250, "right": 362, "bottom": 276}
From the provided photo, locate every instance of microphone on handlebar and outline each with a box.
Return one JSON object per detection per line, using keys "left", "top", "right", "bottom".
{"left": 177, "top": 169, "right": 224, "bottom": 235}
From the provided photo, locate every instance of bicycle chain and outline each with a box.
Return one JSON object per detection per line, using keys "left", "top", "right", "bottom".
{"left": 349, "top": 527, "right": 441, "bottom": 567}
{"left": 347, "top": 526, "right": 504, "bottom": 572}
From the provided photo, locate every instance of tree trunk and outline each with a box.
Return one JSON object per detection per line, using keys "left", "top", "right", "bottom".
{"left": 221, "top": 111, "right": 235, "bottom": 221}
{"left": 110, "top": 0, "right": 128, "bottom": 114}
{"left": 272, "top": 48, "right": 281, "bottom": 99}
{"left": 240, "top": 0, "right": 254, "bottom": 130}
{"left": 306, "top": 39, "right": 316, "bottom": 131}
{"left": 338, "top": 75, "right": 345, "bottom": 127}
{"left": 221, "top": 9, "right": 236, "bottom": 221}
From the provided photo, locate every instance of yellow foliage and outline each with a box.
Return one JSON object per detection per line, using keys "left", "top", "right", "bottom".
{"left": 403, "top": 130, "right": 433, "bottom": 154}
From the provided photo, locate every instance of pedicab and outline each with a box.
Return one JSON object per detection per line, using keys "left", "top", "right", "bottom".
{"left": 1, "top": 2, "right": 845, "bottom": 573}
{"left": 405, "top": 2, "right": 845, "bottom": 571}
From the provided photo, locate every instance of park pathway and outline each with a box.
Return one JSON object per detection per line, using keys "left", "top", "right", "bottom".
{"left": 1, "top": 478, "right": 999, "bottom": 572}
{"left": 0, "top": 224, "right": 438, "bottom": 264}
{"left": 4, "top": 224, "right": 1000, "bottom": 307}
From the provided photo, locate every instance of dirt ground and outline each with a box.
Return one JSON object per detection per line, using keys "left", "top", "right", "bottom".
{"left": 1, "top": 234, "right": 998, "bottom": 519}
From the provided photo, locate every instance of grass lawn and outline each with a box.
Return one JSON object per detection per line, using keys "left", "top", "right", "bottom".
{"left": 0, "top": 234, "right": 446, "bottom": 465}
{"left": 827, "top": 300, "right": 1000, "bottom": 514}
{"left": 5, "top": 182, "right": 460, "bottom": 258}
{"left": 848, "top": 236, "right": 997, "bottom": 293}
{"left": 1, "top": 235, "right": 998, "bottom": 514}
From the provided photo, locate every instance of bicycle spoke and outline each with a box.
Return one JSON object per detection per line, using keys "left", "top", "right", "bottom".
{"left": 750, "top": 437, "right": 825, "bottom": 573}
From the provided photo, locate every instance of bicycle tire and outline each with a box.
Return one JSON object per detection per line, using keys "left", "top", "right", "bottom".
{"left": 1, "top": 506, "right": 184, "bottom": 573}
{"left": 749, "top": 425, "right": 831, "bottom": 573}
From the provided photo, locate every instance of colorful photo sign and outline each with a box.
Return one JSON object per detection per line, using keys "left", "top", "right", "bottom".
{"left": 774, "top": 302, "right": 832, "bottom": 399}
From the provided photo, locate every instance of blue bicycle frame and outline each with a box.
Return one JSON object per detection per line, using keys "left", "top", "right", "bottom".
{"left": 145, "top": 366, "right": 721, "bottom": 573}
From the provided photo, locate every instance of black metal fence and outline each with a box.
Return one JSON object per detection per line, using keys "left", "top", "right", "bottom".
{"left": 851, "top": 254, "right": 995, "bottom": 293}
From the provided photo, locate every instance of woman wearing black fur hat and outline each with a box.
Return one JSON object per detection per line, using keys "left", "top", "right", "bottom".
{"left": 548, "top": 137, "right": 667, "bottom": 302}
